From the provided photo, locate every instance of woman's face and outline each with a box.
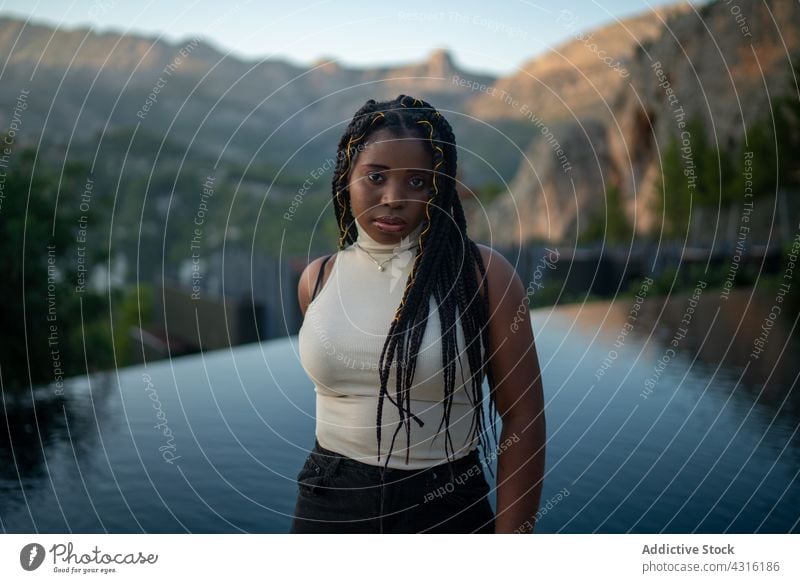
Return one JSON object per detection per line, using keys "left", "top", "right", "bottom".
{"left": 346, "top": 128, "right": 435, "bottom": 244}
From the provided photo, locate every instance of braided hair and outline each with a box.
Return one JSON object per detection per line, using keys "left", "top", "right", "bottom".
{"left": 331, "top": 94, "right": 499, "bottom": 475}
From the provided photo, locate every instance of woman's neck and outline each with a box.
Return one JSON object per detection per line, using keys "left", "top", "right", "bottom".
{"left": 353, "top": 218, "right": 425, "bottom": 255}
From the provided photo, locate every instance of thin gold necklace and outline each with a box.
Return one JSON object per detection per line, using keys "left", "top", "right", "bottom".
{"left": 353, "top": 242, "right": 401, "bottom": 271}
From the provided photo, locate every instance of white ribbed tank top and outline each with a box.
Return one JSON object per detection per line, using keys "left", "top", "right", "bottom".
{"left": 298, "top": 218, "right": 481, "bottom": 469}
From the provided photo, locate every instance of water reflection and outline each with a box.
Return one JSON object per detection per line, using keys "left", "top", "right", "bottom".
{"left": 1, "top": 286, "right": 798, "bottom": 533}
{"left": 1, "top": 373, "right": 111, "bottom": 480}
{"left": 542, "top": 286, "right": 799, "bottom": 533}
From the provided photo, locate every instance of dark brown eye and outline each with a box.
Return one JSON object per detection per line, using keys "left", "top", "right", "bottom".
{"left": 367, "top": 172, "right": 383, "bottom": 183}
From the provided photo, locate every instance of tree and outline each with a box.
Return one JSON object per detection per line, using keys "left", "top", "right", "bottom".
{"left": 651, "top": 132, "right": 692, "bottom": 238}
{"left": 0, "top": 141, "right": 114, "bottom": 391}
{"left": 579, "top": 185, "right": 633, "bottom": 245}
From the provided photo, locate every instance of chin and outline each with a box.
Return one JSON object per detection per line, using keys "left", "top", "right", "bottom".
{"left": 371, "top": 230, "right": 405, "bottom": 242}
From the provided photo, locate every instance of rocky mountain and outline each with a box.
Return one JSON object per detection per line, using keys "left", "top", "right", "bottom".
{"left": 0, "top": 5, "right": 697, "bottom": 185}
{"left": 610, "top": 0, "right": 800, "bottom": 239}
{"left": 486, "top": 0, "right": 800, "bottom": 245}
{"left": 467, "top": 3, "right": 692, "bottom": 123}
{"left": 0, "top": 17, "right": 494, "bottom": 176}
{"left": 2, "top": 1, "right": 794, "bottom": 248}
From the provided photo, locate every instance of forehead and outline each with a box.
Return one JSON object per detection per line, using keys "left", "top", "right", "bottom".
{"left": 355, "top": 129, "right": 433, "bottom": 169}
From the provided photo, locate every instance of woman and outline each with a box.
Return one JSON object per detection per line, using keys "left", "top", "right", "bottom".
{"left": 291, "top": 94, "right": 546, "bottom": 533}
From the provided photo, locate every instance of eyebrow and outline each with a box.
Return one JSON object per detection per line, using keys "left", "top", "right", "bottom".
{"left": 361, "top": 163, "right": 429, "bottom": 172}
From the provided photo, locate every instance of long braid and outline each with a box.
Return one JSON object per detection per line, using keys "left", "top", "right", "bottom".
{"left": 330, "top": 94, "right": 499, "bottom": 474}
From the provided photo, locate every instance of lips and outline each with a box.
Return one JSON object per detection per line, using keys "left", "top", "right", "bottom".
{"left": 374, "top": 215, "right": 406, "bottom": 225}
{"left": 373, "top": 215, "right": 407, "bottom": 233}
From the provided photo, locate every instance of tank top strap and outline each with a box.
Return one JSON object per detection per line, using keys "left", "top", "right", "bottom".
{"left": 310, "top": 254, "right": 333, "bottom": 302}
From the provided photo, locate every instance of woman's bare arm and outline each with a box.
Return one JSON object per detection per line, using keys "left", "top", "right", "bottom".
{"left": 476, "top": 244, "right": 547, "bottom": 533}
{"left": 297, "top": 255, "right": 336, "bottom": 317}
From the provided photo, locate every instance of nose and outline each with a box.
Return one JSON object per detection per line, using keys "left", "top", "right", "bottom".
{"left": 380, "top": 178, "right": 405, "bottom": 207}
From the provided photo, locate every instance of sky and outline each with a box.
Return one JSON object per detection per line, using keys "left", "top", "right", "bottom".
{"left": 0, "top": 0, "right": 698, "bottom": 76}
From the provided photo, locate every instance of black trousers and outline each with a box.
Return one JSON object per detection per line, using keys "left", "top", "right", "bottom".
{"left": 290, "top": 439, "right": 495, "bottom": 533}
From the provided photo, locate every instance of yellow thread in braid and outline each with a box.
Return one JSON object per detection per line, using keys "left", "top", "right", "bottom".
{"left": 337, "top": 112, "right": 384, "bottom": 182}
{"left": 335, "top": 112, "right": 386, "bottom": 247}
{"left": 336, "top": 189, "right": 348, "bottom": 248}
{"left": 393, "top": 115, "right": 442, "bottom": 321}
{"left": 415, "top": 119, "right": 444, "bottom": 195}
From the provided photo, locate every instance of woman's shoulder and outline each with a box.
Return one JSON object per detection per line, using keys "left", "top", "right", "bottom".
{"left": 297, "top": 251, "right": 340, "bottom": 316}
{"left": 474, "top": 242, "right": 507, "bottom": 267}
{"left": 472, "top": 243, "right": 521, "bottom": 303}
